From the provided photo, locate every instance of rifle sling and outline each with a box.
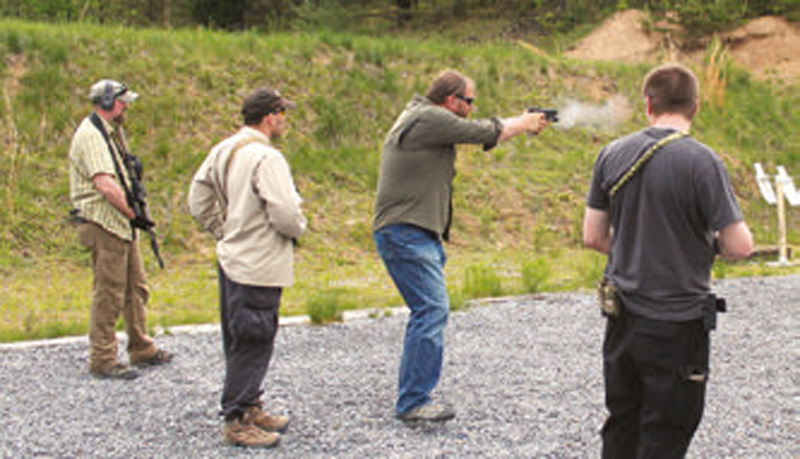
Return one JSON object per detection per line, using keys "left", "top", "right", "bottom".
{"left": 608, "top": 131, "right": 686, "bottom": 198}
{"left": 88, "top": 113, "right": 165, "bottom": 268}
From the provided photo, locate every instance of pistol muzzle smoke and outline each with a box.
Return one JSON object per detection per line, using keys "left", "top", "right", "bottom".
{"left": 555, "top": 95, "right": 633, "bottom": 131}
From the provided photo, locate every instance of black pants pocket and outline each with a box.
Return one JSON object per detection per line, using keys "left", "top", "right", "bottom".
{"left": 227, "top": 282, "right": 282, "bottom": 345}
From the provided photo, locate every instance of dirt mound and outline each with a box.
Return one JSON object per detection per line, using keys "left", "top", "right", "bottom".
{"left": 565, "top": 10, "right": 660, "bottom": 63}
{"left": 565, "top": 10, "right": 799, "bottom": 85}
{"left": 724, "top": 16, "right": 799, "bottom": 83}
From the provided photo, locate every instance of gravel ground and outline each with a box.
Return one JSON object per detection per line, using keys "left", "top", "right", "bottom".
{"left": 1, "top": 275, "right": 797, "bottom": 458}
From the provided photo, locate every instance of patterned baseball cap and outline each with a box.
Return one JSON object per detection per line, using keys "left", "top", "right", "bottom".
{"left": 89, "top": 79, "right": 139, "bottom": 105}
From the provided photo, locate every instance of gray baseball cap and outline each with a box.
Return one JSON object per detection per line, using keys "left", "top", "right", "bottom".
{"left": 89, "top": 79, "right": 139, "bottom": 105}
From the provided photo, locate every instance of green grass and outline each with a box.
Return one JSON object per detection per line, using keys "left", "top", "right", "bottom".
{"left": 306, "top": 288, "right": 351, "bottom": 325}
{"left": 521, "top": 256, "right": 552, "bottom": 293}
{"left": 463, "top": 263, "right": 505, "bottom": 299}
{"left": 0, "top": 19, "right": 798, "bottom": 342}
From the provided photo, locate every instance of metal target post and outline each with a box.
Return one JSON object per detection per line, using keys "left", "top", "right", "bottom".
{"left": 754, "top": 163, "right": 799, "bottom": 265}
{"left": 776, "top": 175, "right": 788, "bottom": 263}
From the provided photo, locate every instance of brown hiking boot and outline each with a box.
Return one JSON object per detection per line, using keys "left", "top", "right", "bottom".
{"left": 243, "top": 405, "right": 290, "bottom": 433}
{"left": 223, "top": 418, "right": 281, "bottom": 448}
{"left": 90, "top": 363, "right": 140, "bottom": 380}
{"left": 397, "top": 403, "right": 456, "bottom": 423}
{"left": 130, "top": 349, "right": 173, "bottom": 367}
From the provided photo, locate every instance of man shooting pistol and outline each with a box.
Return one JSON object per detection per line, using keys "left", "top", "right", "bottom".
{"left": 528, "top": 107, "right": 559, "bottom": 123}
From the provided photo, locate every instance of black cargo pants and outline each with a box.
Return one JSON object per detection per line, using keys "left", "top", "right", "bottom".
{"left": 218, "top": 265, "right": 282, "bottom": 421}
{"left": 601, "top": 306, "right": 709, "bottom": 459}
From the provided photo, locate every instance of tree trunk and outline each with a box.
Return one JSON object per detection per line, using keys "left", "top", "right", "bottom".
{"left": 396, "top": 0, "right": 417, "bottom": 25}
{"left": 452, "top": 0, "right": 467, "bottom": 19}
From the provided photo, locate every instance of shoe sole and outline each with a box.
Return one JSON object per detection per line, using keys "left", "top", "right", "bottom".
{"left": 398, "top": 412, "right": 456, "bottom": 423}
{"left": 399, "top": 415, "right": 455, "bottom": 423}
{"left": 131, "top": 352, "right": 173, "bottom": 367}
{"left": 131, "top": 359, "right": 172, "bottom": 367}
{"left": 253, "top": 423, "right": 290, "bottom": 434}
{"left": 224, "top": 438, "right": 281, "bottom": 448}
{"left": 90, "top": 372, "right": 139, "bottom": 380}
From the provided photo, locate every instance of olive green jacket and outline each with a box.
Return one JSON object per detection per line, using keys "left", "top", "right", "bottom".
{"left": 373, "top": 95, "right": 502, "bottom": 240}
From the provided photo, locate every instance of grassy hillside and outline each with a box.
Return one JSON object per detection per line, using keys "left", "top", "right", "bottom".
{"left": 1, "top": 20, "right": 797, "bottom": 341}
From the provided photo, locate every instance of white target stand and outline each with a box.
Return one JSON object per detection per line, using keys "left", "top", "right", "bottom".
{"left": 754, "top": 163, "right": 799, "bottom": 265}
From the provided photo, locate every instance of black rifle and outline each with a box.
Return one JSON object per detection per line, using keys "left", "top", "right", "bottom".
{"left": 124, "top": 152, "right": 165, "bottom": 269}
{"left": 89, "top": 113, "right": 165, "bottom": 269}
{"left": 527, "top": 107, "right": 559, "bottom": 123}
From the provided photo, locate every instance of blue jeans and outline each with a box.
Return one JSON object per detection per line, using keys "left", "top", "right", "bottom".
{"left": 374, "top": 224, "right": 449, "bottom": 415}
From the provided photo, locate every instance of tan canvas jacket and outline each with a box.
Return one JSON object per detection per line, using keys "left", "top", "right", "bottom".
{"left": 188, "top": 127, "right": 306, "bottom": 287}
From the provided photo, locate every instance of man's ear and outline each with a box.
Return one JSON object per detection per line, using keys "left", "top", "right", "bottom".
{"left": 262, "top": 113, "right": 275, "bottom": 130}
{"left": 645, "top": 96, "right": 653, "bottom": 117}
{"left": 443, "top": 94, "right": 458, "bottom": 112}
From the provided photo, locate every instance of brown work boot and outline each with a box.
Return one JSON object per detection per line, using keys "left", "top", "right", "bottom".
{"left": 90, "top": 363, "right": 140, "bottom": 380}
{"left": 130, "top": 348, "right": 173, "bottom": 367}
{"left": 223, "top": 418, "right": 281, "bottom": 448}
{"left": 243, "top": 405, "right": 290, "bottom": 433}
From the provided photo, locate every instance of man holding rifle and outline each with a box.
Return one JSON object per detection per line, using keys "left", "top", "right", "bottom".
{"left": 69, "top": 79, "right": 172, "bottom": 380}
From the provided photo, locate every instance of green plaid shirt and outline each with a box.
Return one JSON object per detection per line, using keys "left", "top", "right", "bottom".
{"left": 69, "top": 114, "right": 134, "bottom": 241}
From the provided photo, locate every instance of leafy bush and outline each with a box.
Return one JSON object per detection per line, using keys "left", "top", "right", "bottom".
{"left": 0, "top": 1, "right": 795, "bottom": 34}
{"left": 668, "top": 0, "right": 748, "bottom": 35}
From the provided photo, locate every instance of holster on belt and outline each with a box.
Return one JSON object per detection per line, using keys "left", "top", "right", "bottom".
{"left": 68, "top": 208, "right": 88, "bottom": 224}
{"left": 597, "top": 277, "right": 621, "bottom": 317}
{"left": 702, "top": 294, "right": 727, "bottom": 331}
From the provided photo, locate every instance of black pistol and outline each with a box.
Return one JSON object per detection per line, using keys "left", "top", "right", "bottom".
{"left": 528, "top": 107, "right": 559, "bottom": 123}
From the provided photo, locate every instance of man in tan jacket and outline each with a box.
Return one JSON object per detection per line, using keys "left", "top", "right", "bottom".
{"left": 188, "top": 87, "right": 306, "bottom": 448}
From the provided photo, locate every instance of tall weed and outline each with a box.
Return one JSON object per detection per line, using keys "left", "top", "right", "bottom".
{"left": 462, "top": 263, "right": 504, "bottom": 299}
{"left": 305, "top": 288, "right": 361, "bottom": 325}
{"left": 521, "top": 256, "right": 551, "bottom": 293}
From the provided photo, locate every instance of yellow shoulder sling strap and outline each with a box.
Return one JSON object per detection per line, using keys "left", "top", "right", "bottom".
{"left": 609, "top": 131, "right": 686, "bottom": 198}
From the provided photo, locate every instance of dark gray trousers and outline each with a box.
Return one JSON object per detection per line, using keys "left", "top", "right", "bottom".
{"left": 602, "top": 307, "right": 709, "bottom": 459}
{"left": 218, "top": 265, "right": 282, "bottom": 421}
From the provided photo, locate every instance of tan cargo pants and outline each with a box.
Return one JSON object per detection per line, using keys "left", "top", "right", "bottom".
{"left": 77, "top": 222, "right": 157, "bottom": 373}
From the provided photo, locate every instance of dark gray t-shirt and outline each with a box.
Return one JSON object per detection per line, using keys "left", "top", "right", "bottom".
{"left": 587, "top": 127, "right": 743, "bottom": 321}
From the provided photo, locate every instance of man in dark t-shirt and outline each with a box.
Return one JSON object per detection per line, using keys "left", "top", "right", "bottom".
{"left": 583, "top": 63, "right": 753, "bottom": 458}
